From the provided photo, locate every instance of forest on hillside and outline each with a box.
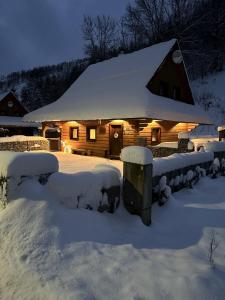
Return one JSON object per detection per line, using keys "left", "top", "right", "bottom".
{"left": 0, "top": 0, "right": 224, "bottom": 112}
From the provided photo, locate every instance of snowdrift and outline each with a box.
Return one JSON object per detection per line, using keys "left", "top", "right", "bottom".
{"left": 0, "top": 151, "right": 58, "bottom": 177}
{"left": 47, "top": 164, "right": 121, "bottom": 212}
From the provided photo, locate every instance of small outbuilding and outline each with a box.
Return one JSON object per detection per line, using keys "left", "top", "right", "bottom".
{"left": 0, "top": 91, "right": 39, "bottom": 136}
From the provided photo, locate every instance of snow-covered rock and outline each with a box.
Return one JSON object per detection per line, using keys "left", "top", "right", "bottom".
{"left": 121, "top": 146, "right": 153, "bottom": 165}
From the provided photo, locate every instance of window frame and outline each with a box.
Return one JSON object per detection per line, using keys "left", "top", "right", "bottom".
{"left": 151, "top": 127, "right": 161, "bottom": 145}
{"left": 86, "top": 126, "right": 97, "bottom": 141}
{"left": 70, "top": 126, "right": 79, "bottom": 141}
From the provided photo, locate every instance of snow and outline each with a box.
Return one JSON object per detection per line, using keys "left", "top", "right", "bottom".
{"left": 154, "top": 141, "right": 178, "bottom": 149}
{"left": 47, "top": 165, "right": 120, "bottom": 210}
{"left": 178, "top": 132, "right": 190, "bottom": 139}
{"left": 24, "top": 39, "right": 211, "bottom": 124}
{"left": 203, "top": 141, "right": 225, "bottom": 152}
{"left": 0, "top": 116, "right": 40, "bottom": 127}
{"left": 191, "top": 137, "right": 219, "bottom": 151}
{"left": 192, "top": 70, "right": 225, "bottom": 129}
{"left": 0, "top": 135, "right": 47, "bottom": 143}
{"left": 0, "top": 151, "right": 58, "bottom": 177}
{"left": 0, "top": 91, "right": 9, "bottom": 101}
{"left": 55, "top": 152, "right": 123, "bottom": 174}
{"left": 153, "top": 151, "right": 213, "bottom": 177}
{"left": 121, "top": 146, "right": 153, "bottom": 165}
{"left": 1, "top": 173, "right": 225, "bottom": 299}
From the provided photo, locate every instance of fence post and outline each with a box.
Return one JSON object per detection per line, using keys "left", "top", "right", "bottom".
{"left": 121, "top": 146, "right": 153, "bottom": 226}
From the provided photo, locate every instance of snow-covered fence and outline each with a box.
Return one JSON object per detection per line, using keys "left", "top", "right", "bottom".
{"left": 152, "top": 152, "right": 213, "bottom": 202}
{"left": 121, "top": 143, "right": 225, "bottom": 225}
{"left": 121, "top": 146, "right": 153, "bottom": 226}
{"left": 47, "top": 164, "right": 121, "bottom": 213}
{"left": 0, "top": 151, "right": 58, "bottom": 208}
{"left": 204, "top": 141, "right": 225, "bottom": 160}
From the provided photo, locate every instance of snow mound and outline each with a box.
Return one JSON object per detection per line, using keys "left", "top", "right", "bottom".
{"left": 121, "top": 146, "right": 153, "bottom": 165}
{"left": 153, "top": 151, "right": 213, "bottom": 176}
{"left": 47, "top": 165, "right": 120, "bottom": 210}
{"left": 0, "top": 151, "right": 58, "bottom": 177}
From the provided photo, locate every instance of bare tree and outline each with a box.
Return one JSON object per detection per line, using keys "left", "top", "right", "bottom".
{"left": 208, "top": 230, "right": 219, "bottom": 269}
{"left": 82, "top": 15, "right": 118, "bottom": 61}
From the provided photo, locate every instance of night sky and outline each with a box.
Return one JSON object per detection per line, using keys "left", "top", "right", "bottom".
{"left": 0, "top": 0, "right": 131, "bottom": 76}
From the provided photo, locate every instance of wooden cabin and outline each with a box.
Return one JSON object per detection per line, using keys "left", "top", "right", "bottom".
{"left": 24, "top": 39, "right": 212, "bottom": 157}
{"left": 0, "top": 91, "right": 39, "bottom": 136}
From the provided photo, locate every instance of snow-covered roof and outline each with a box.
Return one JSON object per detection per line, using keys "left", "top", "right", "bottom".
{"left": 24, "top": 39, "right": 212, "bottom": 124}
{"left": 0, "top": 116, "right": 40, "bottom": 128}
{"left": 0, "top": 91, "right": 10, "bottom": 101}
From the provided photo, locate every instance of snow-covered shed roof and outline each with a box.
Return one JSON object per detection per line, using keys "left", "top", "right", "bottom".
{"left": 24, "top": 39, "right": 212, "bottom": 124}
{"left": 0, "top": 91, "right": 11, "bottom": 101}
{"left": 0, "top": 116, "right": 40, "bottom": 128}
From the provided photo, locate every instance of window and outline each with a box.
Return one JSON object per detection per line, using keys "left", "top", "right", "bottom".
{"left": 151, "top": 128, "right": 161, "bottom": 145}
{"left": 70, "top": 127, "right": 79, "bottom": 140}
{"left": 172, "top": 86, "right": 181, "bottom": 100}
{"left": 159, "top": 81, "right": 169, "bottom": 97}
{"left": 87, "top": 127, "right": 97, "bottom": 141}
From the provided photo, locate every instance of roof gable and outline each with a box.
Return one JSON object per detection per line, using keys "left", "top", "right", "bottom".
{"left": 0, "top": 91, "right": 28, "bottom": 117}
{"left": 24, "top": 39, "right": 212, "bottom": 124}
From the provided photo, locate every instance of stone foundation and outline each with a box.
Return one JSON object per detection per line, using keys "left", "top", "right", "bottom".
{"left": 0, "top": 138, "right": 49, "bottom": 152}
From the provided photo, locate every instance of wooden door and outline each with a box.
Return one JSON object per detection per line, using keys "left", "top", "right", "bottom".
{"left": 109, "top": 125, "right": 123, "bottom": 157}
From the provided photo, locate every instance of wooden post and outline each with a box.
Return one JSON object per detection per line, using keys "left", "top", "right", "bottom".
{"left": 121, "top": 146, "right": 153, "bottom": 226}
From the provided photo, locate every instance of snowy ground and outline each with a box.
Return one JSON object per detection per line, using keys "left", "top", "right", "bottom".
{"left": 55, "top": 152, "right": 123, "bottom": 174}
{"left": 0, "top": 154, "right": 225, "bottom": 300}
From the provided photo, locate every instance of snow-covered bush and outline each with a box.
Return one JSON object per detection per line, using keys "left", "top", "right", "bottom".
{"left": 0, "top": 151, "right": 58, "bottom": 177}
{"left": 47, "top": 164, "right": 121, "bottom": 213}
{"left": 221, "top": 159, "right": 225, "bottom": 176}
{"left": 210, "top": 158, "right": 220, "bottom": 179}
{"left": 155, "top": 176, "right": 171, "bottom": 206}
{"left": 0, "top": 151, "right": 59, "bottom": 207}
{"left": 0, "top": 175, "right": 7, "bottom": 209}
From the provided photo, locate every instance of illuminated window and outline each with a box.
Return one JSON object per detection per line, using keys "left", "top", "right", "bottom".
{"left": 151, "top": 128, "right": 161, "bottom": 145}
{"left": 87, "top": 127, "right": 97, "bottom": 141}
{"left": 70, "top": 127, "right": 79, "bottom": 140}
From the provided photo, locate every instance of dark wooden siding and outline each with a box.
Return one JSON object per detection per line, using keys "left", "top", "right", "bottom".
{"left": 147, "top": 42, "right": 194, "bottom": 105}
{"left": 0, "top": 92, "right": 28, "bottom": 117}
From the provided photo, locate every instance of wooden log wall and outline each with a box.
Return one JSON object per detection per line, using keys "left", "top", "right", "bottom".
{"left": 43, "top": 120, "right": 197, "bottom": 157}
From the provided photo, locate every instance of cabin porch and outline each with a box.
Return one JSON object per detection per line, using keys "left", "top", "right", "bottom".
{"left": 42, "top": 119, "right": 197, "bottom": 158}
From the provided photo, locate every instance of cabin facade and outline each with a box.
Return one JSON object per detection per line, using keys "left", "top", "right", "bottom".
{"left": 24, "top": 39, "right": 211, "bottom": 157}
{"left": 0, "top": 91, "right": 39, "bottom": 136}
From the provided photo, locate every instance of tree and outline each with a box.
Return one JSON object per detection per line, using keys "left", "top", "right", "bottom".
{"left": 82, "top": 15, "right": 118, "bottom": 61}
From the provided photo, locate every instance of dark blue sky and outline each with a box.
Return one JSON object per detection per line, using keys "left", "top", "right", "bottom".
{"left": 0, "top": 0, "right": 131, "bottom": 76}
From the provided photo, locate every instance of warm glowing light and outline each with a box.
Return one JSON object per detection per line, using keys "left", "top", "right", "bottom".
{"left": 66, "top": 121, "right": 79, "bottom": 126}
{"left": 89, "top": 129, "right": 96, "bottom": 140}
{"left": 110, "top": 119, "right": 125, "bottom": 124}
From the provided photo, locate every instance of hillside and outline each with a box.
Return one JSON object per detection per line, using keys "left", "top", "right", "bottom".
{"left": 0, "top": 59, "right": 89, "bottom": 112}
{"left": 191, "top": 70, "right": 225, "bottom": 136}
